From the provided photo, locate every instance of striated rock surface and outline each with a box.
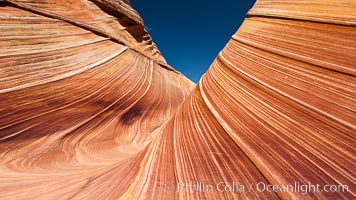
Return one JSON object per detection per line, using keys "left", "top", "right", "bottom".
{"left": 0, "top": 0, "right": 355, "bottom": 199}
{"left": 0, "top": 0, "right": 194, "bottom": 199}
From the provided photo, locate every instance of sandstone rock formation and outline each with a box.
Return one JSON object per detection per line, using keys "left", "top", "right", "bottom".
{"left": 0, "top": 0, "right": 355, "bottom": 199}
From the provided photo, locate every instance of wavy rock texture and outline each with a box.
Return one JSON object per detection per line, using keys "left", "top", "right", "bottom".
{"left": 0, "top": 0, "right": 355, "bottom": 199}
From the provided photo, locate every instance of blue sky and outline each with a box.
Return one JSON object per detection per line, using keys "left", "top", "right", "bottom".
{"left": 130, "top": 0, "right": 256, "bottom": 82}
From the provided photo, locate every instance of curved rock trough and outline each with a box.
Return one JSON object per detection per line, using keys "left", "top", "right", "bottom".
{"left": 0, "top": 0, "right": 355, "bottom": 199}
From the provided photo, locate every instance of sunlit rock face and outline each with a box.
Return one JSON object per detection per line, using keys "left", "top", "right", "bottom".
{"left": 0, "top": 0, "right": 355, "bottom": 199}
{"left": 0, "top": 0, "right": 194, "bottom": 199}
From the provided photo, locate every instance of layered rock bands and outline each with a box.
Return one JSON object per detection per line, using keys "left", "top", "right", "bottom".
{"left": 0, "top": 0, "right": 355, "bottom": 199}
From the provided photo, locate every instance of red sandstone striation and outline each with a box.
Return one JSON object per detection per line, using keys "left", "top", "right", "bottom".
{"left": 0, "top": 0, "right": 355, "bottom": 199}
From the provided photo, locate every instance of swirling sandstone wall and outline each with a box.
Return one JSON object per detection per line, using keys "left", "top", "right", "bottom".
{"left": 0, "top": 0, "right": 355, "bottom": 199}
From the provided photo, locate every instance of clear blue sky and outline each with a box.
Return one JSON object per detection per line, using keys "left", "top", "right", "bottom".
{"left": 130, "top": 0, "right": 256, "bottom": 83}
